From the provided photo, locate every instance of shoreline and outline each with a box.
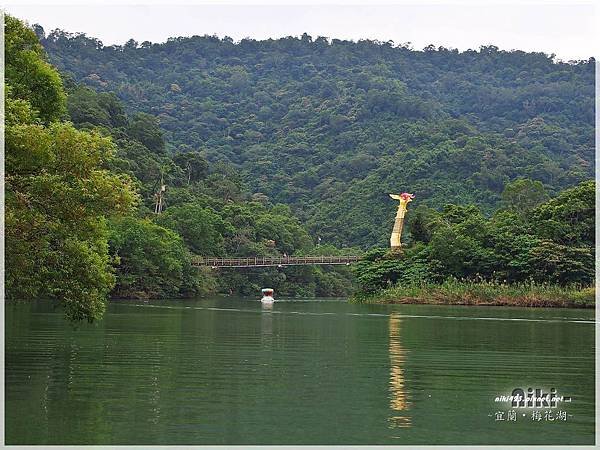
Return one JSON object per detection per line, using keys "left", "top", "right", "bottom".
{"left": 351, "top": 281, "right": 595, "bottom": 309}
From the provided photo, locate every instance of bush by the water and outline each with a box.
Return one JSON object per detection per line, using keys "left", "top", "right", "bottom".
{"left": 354, "top": 279, "right": 595, "bottom": 308}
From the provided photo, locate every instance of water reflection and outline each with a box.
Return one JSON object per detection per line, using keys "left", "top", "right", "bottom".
{"left": 388, "top": 312, "right": 411, "bottom": 429}
{"left": 261, "top": 305, "right": 273, "bottom": 340}
{"left": 148, "top": 341, "right": 162, "bottom": 425}
{"left": 261, "top": 302, "right": 274, "bottom": 311}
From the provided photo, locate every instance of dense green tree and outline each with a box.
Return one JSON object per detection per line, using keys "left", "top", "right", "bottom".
{"left": 5, "top": 15, "right": 66, "bottom": 122}
{"left": 501, "top": 178, "right": 549, "bottom": 214}
{"left": 154, "top": 204, "right": 229, "bottom": 256}
{"left": 5, "top": 119, "right": 138, "bottom": 321}
{"left": 530, "top": 180, "right": 594, "bottom": 246}
{"left": 108, "top": 217, "right": 196, "bottom": 298}
{"left": 527, "top": 240, "right": 594, "bottom": 285}
{"left": 406, "top": 204, "right": 438, "bottom": 244}
{"left": 127, "top": 113, "right": 165, "bottom": 154}
{"left": 67, "top": 85, "right": 128, "bottom": 128}
{"left": 172, "top": 151, "right": 209, "bottom": 185}
{"left": 353, "top": 245, "right": 433, "bottom": 293}
{"left": 5, "top": 16, "right": 138, "bottom": 321}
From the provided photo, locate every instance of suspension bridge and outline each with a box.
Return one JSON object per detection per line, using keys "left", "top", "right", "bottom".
{"left": 190, "top": 192, "right": 415, "bottom": 269}
{"left": 191, "top": 255, "right": 361, "bottom": 268}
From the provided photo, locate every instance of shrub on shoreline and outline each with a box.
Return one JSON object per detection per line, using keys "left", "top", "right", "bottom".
{"left": 352, "top": 279, "right": 595, "bottom": 308}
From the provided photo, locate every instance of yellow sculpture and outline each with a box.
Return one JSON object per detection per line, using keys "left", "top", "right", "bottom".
{"left": 389, "top": 192, "right": 414, "bottom": 250}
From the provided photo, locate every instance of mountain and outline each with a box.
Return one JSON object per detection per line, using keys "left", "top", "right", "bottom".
{"left": 38, "top": 28, "right": 595, "bottom": 248}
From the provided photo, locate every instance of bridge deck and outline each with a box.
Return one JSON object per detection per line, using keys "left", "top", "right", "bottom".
{"left": 192, "top": 255, "right": 360, "bottom": 268}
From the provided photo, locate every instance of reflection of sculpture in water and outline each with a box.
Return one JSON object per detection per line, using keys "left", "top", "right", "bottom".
{"left": 388, "top": 312, "right": 411, "bottom": 428}
{"left": 261, "top": 301, "right": 273, "bottom": 311}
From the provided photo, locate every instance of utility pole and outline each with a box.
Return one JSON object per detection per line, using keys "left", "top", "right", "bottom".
{"left": 187, "top": 161, "right": 192, "bottom": 185}
{"left": 154, "top": 173, "right": 166, "bottom": 214}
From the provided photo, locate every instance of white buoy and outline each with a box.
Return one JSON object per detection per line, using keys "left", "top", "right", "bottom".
{"left": 261, "top": 288, "right": 275, "bottom": 303}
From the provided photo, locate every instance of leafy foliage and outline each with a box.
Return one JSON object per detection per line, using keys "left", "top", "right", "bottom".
{"left": 154, "top": 203, "right": 228, "bottom": 255}
{"left": 5, "top": 17, "right": 137, "bottom": 321}
{"left": 108, "top": 217, "right": 197, "bottom": 298}
{"left": 40, "top": 29, "right": 594, "bottom": 247}
{"left": 63, "top": 72, "right": 356, "bottom": 299}
{"left": 5, "top": 16, "right": 66, "bottom": 122}
{"left": 500, "top": 178, "right": 549, "bottom": 214}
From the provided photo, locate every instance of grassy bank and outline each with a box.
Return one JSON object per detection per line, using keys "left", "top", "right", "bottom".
{"left": 352, "top": 279, "right": 595, "bottom": 308}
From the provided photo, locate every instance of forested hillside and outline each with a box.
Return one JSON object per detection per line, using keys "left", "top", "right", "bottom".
{"left": 5, "top": 16, "right": 355, "bottom": 322}
{"left": 38, "top": 28, "right": 595, "bottom": 247}
{"left": 63, "top": 82, "right": 357, "bottom": 300}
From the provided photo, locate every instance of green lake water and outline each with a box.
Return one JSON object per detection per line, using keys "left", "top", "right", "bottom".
{"left": 4, "top": 297, "right": 595, "bottom": 445}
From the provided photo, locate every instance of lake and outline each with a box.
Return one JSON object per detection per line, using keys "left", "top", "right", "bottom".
{"left": 4, "top": 297, "right": 595, "bottom": 445}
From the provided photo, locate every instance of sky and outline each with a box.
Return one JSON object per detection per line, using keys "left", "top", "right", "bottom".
{"left": 4, "top": 2, "right": 597, "bottom": 61}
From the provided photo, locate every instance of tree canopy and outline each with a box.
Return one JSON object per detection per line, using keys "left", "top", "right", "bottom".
{"left": 61, "top": 61, "right": 357, "bottom": 301}
{"left": 40, "top": 29, "right": 594, "bottom": 247}
{"left": 5, "top": 16, "right": 138, "bottom": 321}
